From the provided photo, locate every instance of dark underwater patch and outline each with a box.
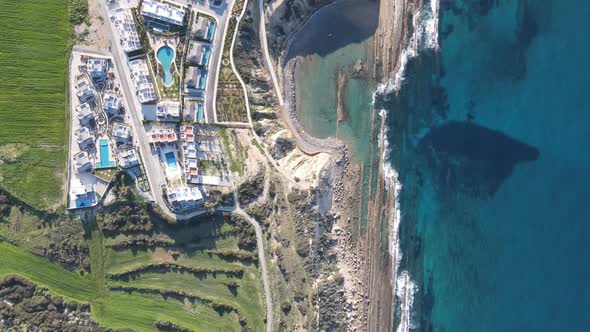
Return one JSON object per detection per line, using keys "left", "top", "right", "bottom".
{"left": 418, "top": 121, "right": 539, "bottom": 198}
{"left": 282, "top": 0, "right": 379, "bottom": 63}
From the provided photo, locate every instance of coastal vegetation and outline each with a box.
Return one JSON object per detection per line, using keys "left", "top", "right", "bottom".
{"left": 0, "top": 183, "right": 265, "bottom": 331}
{"left": 216, "top": 14, "right": 249, "bottom": 123}
{"left": 218, "top": 128, "right": 248, "bottom": 174}
{"left": 0, "top": 0, "right": 70, "bottom": 209}
{"left": 68, "top": 0, "right": 89, "bottom": 25}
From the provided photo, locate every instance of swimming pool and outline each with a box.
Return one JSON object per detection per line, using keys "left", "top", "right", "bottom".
{"left": 206, "top": 21, "right": 216, "bottom": 41}
{"left": 201, "top": 46, "right": 211, "bottom": 66}
{"left": 197, "top": 103, "right": 204, "bottom": 122}
{"left": 165, "top": 151, "right": 177, "bottom": 171}
{"left": 157, "top": 45, "right": 175, "bottom": 86}
{"left": 96, "top": 139, "right": 116, "bottom": 169}
{"left": 198, "top": 70, "right": 207, "bottom": 89}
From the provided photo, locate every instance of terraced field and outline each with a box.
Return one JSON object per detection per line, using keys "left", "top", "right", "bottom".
{"left": 0, "top": 0, "right": 70, "bottom": 209}
{"left": 0, "top": 206, "right": 265, "bottom": 331}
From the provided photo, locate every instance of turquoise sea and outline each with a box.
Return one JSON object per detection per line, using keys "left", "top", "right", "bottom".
{"left": 384, "top": 1, "right": 590, "bottom": 331}
{"left": 288, "top": 0, "right": 590, "bottom": 330}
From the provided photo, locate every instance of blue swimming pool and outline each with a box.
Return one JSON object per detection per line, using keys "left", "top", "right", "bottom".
{"left": 165, "top": 151, "right": 177, "bottom": 170}
{"left": 206, "top": 21, "right": 216, "bottom": 41}
{"left": 198, "top": 70, "right": 207, "bottom": 89}
{"left": 201, "top": 46, "right": 211, "bottom": 66}
{"left": 157, "top": 45, "right": 175, "bottom": 86}
{"left": 197, "top": 103, "right": 204, "bottom": 122}
{"left": 96, "top": 139, "right": 116, "bottom": 169}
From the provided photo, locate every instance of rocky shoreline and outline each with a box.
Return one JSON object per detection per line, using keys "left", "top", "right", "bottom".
{"left": 281, "top": 57, "right": 352, "bottom": 212}
{"left": 281, "top": 54, "right": 370, "bottom": 330}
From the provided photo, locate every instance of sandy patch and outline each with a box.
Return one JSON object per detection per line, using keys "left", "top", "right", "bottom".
{"left": 150, "top": 248, "right": 175, "bottom": 263}
{"left": 279, "top": 149, "right": 330, "bottom": 188}
{"left": 0, "top": 143, "right": 29, "bottom": 164}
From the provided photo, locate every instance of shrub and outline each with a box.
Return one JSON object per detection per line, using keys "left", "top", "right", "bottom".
{"left": 68, "top": 0, "right": 89, "bottom": 25}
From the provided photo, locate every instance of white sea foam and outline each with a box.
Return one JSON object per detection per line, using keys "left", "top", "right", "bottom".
{"left": 377, "top": 109, "right": 403, "bottom": 272}
{"left": 373, "top": 2, "right": 440, "bottom": 330}
{"left": 378, "top": 0, "right": 440, "bottom": 94}
{"left": 395, "top": 271, "right": 419, "bottom": 332}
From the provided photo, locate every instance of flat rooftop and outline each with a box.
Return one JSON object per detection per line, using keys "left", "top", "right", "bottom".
{"left": 142, "top": 0, "right": 185, "bottom": 26}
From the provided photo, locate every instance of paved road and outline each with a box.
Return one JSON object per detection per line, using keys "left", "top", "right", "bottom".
{"left": 100, "top": 1, "right": 168, "bottom": 212}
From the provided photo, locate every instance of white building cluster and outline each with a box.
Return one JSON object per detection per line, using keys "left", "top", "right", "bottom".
{"left": 141, "top": 0, "right": 185, "bottom": 27}
{"left": 180, "top": 125, "right": 200, "bottom": 184}
{"left": 128, "top": 59, "right": 158, "bottom": 103}
{"left": 156, "top": 100, "right": 181, "bottom": 120}
{"left": 111, "top": 9, "right": 142, "bottom": 54}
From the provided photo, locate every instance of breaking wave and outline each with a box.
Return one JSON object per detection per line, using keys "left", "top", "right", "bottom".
{"left": 377, "top": 0, "right": 440, "bottom": 94}
{"left": 395, "top": 271, "right": 419, "bottom": 332}
{"left": 373, "top": 1, "right": 439, "bottom": 331}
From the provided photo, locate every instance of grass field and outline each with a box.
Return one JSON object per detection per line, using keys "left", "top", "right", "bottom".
{"left": 0, "top": 210, "right": 265, "bottom": 331}
{"left": 0, "top": 0, "right": 70, "bottom": 209}
{"left": 0, "top": 241, "right": 241, "bottom": 331}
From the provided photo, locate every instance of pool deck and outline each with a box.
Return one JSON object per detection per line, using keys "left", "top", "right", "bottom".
{"left": 159, "top": 145, "right": 182, "bottom": 183}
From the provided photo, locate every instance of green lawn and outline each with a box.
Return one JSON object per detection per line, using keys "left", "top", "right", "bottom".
{"left": 104, "top": 245, "right": 245, "bottom": 275}
{"left": 0, "top": 0, "right": 71, "bottom": 209}
{"left": 0, "top": 241, "right": 244, "bottom": 331}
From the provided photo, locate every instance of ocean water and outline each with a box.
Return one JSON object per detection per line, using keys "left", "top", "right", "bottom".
{"left": 383, "top": 1, "right": 590, "bottom": 331}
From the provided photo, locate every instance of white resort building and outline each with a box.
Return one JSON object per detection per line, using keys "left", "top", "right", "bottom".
{"left": 112, "top": 123, "right": 132, "bottom": 142}
{"left": 141, "top": 0, "right": 185, "bottom": 28}
{"left": 156, "top": 100, "right": 181, "bottom": 120}
{"left": 111, "top": 9, "right": 142, "bottom": 54}
{"left": 86, "top": 58, "right": 109, "bottom": 80}
{"left": 75, "top": 127, "right": 94, "bottom": 148}
{"left": 103, "top": 93, "right": 123, "bottom": 115}
{"left": 75, "top": 102, "right": 95, "bottom": 126}
{"left": 71, "top": 185, "right": 96, "bottom": 208}
{"left": 73, "top": 151, "right": 93, "bottom": 173}
{"left": 128, "top": 59, "right": 158, "bottom": 103}
{"left": 75, "top": 74, "right": 96, "bottom": 102}
{"left": 166, "top": 186, "right": 203, "bottom": 210}
{"left": 119, "top": 149, "right": 140, "bottom": 168}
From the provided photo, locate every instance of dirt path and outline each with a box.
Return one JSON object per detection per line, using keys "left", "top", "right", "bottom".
{"left": 221, "top": 193, "right": 273, "bottom": 332}
{"left": 257, "top": 0, "right": 284, "bottom": 106}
